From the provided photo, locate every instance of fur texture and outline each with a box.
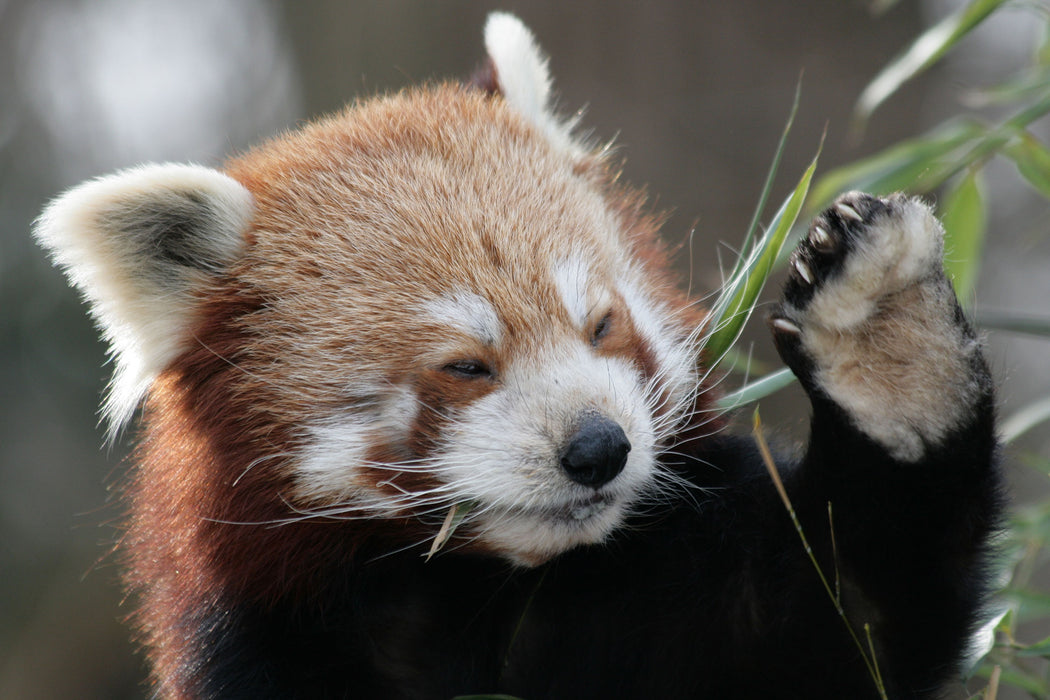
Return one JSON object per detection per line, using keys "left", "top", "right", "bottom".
{"left": 36, "top": 14, "right": 1000, "bottom": 700}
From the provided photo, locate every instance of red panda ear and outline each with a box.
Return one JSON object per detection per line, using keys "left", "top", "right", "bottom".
{"left": 34, "top": 163, "right": 252, "bottom": 438}
{"left": 483, "top": 13, "right": 584, "bottom": 157}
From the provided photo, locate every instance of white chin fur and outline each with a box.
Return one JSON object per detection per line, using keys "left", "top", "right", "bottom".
{"left": 477, "top": 495, "right": 631, "bottom": 567}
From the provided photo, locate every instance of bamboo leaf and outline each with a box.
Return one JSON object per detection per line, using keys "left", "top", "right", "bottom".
{"left": 1004, "top": 130, "right": 1050, "bottom": 200}
{"left": 1015, "top": 634, "right": 1050, "bottom": 658}
{"left": 809, "top": 120, "right": 983, "bottom": 209}
{"left": 940, "top": 93, "right": 1050, "bottom": 189}
{"left": 980, "top": 665, "right": 1050, "bottom": 696}
{"left": 1004, "top": 587, "right": 1050, "bottom": 619}
{"left": 965, "top": 65, "right": 1050, "bottom": 107}
{"left": 717, "top": 367, "right": 796, "bottom": 411}
{"left": 1018, "top": 452, "right": 1050, "bottom": 478}
{"left": 855, "top": 0, "right": 1012, "bottom": 125}
{"left": 1038, "top": 19, "right": 1050, "bottom": 67}
{"left": 975, "top": 310, "right": 1050, "bottom": 337}
{"left": 706, "top": 149, "right": 820, "bottom": 366}
{"left": 940, "top": 169, "right": 986, "bottom": 304}
{"left": 719, "top": 346, "right": 775, "bottom": 376}
{"left": 1001, "top": 396, "right": 1050, "bottom": 444}
{"left": 819, "top": 93, "right": 1050, "bottom": 212}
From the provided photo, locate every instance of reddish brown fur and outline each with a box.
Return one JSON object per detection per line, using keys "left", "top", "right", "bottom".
{"left": 122, "top": 83, "right": 720, "bottom": 696}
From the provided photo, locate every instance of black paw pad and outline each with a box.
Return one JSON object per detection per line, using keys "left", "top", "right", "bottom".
{"left": 767, "top": 192, "right": 902, "bottom": 381}
{"left": 781, "top": 192, "right": 897, "bottom": 309}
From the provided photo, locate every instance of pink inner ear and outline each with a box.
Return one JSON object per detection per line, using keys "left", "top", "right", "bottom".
{"left": 466, "top": 57, "right": 502, "bottom": 97}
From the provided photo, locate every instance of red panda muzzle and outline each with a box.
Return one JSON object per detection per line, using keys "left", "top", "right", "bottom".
{"left": 559, "top": 413, "right": 631, "bottom": 487}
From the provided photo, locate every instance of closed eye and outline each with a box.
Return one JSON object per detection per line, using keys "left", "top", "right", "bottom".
{"left": 442, "top": 360, "right": 494, "bottom": 379}
{"left": 591, "top": 311, "right": 613, "bottom": 346}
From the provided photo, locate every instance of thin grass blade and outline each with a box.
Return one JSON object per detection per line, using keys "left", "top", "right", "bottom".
{"left": 733, "top": 80, "right": 803, "bottom": 277}
{"left": 426, "top": 501, "right": 474, "bottom": 560}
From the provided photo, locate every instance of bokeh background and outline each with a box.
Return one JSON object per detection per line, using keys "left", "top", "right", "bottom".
{"left": 2, "top": 1, "right": 1047, "bottom": 698}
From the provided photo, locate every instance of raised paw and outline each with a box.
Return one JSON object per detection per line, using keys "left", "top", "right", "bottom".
{"left": 773, "top": 191, "right": 943, "bottom": 337}
{"left": 767, "top": 192, "right": 982, "bottom": 463}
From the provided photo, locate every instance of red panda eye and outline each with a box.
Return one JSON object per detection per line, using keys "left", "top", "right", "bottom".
{"left": 591, "top": 312, "right": 613, "bottom": 346}
{"left": 442, "top": 360, "right": 493, "bottom": 379}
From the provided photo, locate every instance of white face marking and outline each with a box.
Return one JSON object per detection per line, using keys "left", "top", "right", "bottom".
{"left": 422, "top": 291, "right": 503, "bottom": 346}
{"left": 553, "top": 254, "right": 616, "bottom": 332}
{"left": 618, "top": 272, "right": 698, "bottom": 420}
{"left": 296, "top": 385, "right": 418, "bottom": 503}
{"left": 295, "top": 259, "right": 697, "bottom": 564}
{"left": 553, "top": 255, "right": 591, "bottom": 328}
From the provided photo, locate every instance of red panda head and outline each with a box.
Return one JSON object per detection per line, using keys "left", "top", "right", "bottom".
{"left": 35, "top": 14, "right": 713, "bottom": 571}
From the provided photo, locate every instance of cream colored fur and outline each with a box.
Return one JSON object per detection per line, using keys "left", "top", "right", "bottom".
{"left": 34, "top": 164, "right": 252, "bottom": 437}
{"left": 785, "top": 198, "right": 980, "bottom": 462}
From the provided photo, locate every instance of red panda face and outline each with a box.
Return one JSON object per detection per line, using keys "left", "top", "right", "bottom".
{"left": 35, "top": 15, "right": 710, "bottom": 569}
{"left": 219, "top": 87, "right": 702, "bottom": 565}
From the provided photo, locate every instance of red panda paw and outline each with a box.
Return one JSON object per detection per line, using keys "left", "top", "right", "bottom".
{"left": 768, "top": 192, "right": 984, "bottom": 463}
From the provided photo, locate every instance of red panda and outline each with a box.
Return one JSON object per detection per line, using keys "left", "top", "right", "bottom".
{"left": 36, "top": 13, "right": 1000, "bottom": 700}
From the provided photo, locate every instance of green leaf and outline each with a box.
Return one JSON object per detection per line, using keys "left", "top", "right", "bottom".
{"left": 1001, "top": 396, "right": 1050, "bottom": 444}
{"left": 965, "top": 65, "right": 1050, "bottom": 107}
{"left": 1015, "top": 633, "right": 1050, "bottom": 658}
{"left": 945, "top": 92, "right": 1050, "bottom": 186}
{"left": 854, "top": 0, "right": 1012, "bottom": 125}
{"left": 718, "top": 346, "right": 775, "bottom": 376}
{"left": 1004, "top": 130, "right": 1050, "bottom": 200}
{"left": 717, "top": 368, "right": 796, "bottom": 411}
{"left": 975, "top": 310, "right": 1050, "bottom": 337}
{"left": 705, "top": 149, "right": 820, "bottom": 366}
{"left": 868, "top": 0, "right": 904, "bottom": 15}
{"left": 1004, "top": 587, "right": 1050, "bottom": 619}
{"left": 1018, "top": 451, "right": 1050, "bottom": 478}
{"left": 1038, "top": 19, "right": 1050, "bottom": 67}
{"left": 809, "top": 120, "right": 983, "bottom": 208}
{"left": 939, "top": 169, "right": 986, "bottom": 304}
{"left": 980, "top": 664, "right": 1050, "bottom": 696}
{"left": 818, "top": 93, "right": 1050, "bottom": 213}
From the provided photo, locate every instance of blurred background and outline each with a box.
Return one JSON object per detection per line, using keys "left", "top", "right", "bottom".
{"left": 2, "top": 1, "right": 1047, "bottom": 698}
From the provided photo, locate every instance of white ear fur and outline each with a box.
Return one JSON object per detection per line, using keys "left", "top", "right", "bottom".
{"left": 34, "top": 163, "right": 253, "bottom": 438}
{"left": 484, "top": 13, "right": 582, "bottom": 156}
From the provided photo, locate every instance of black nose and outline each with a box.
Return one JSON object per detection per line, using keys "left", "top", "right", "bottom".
{"left": 560, "top": 414, "right": 631, "bottom": 488}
